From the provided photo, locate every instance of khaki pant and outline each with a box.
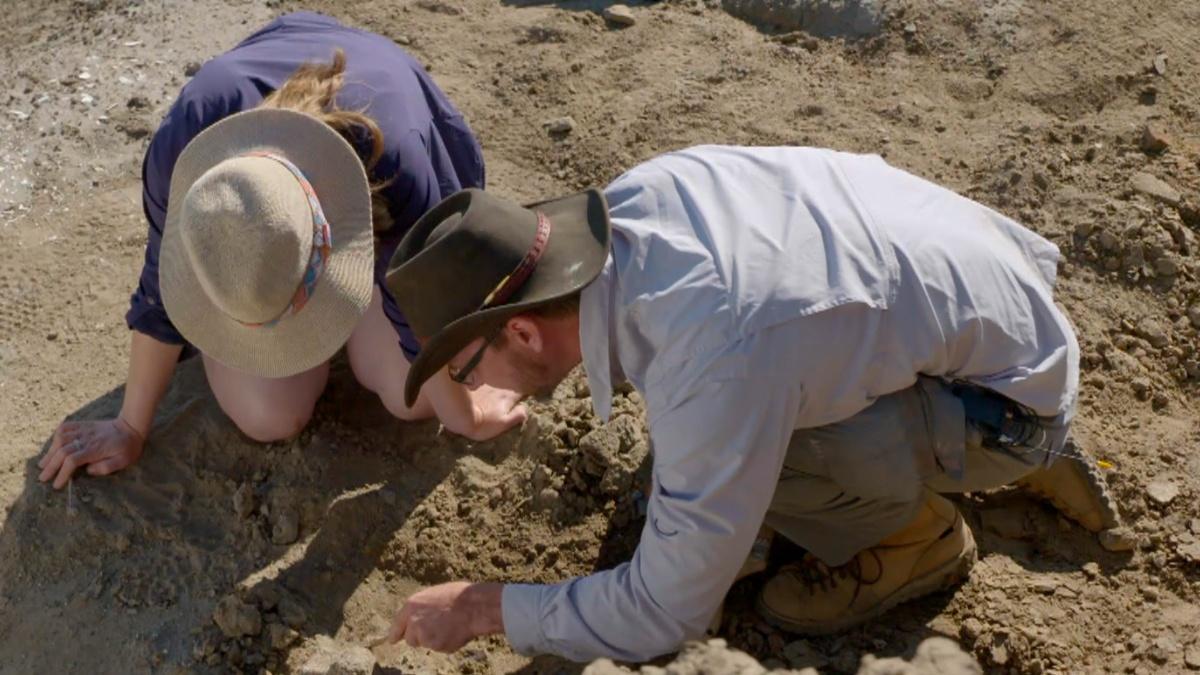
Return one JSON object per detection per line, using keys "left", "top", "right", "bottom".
{"left": 765, "top": 377, "right": 1055, "bottom": 566}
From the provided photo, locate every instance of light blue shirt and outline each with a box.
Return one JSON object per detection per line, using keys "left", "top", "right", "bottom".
{"left": 501, "top": 146, "right": 1079, "bottom": 662}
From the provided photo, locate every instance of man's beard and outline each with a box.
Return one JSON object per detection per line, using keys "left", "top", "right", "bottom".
{"left": 509, "top": 347, "right": 570, "bottom": 398}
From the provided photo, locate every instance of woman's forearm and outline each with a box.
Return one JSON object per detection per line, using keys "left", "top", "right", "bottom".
{"left": 118, "top": 330, "right": 184, "bottom": 438}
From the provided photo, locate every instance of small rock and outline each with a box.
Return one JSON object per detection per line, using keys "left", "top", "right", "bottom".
{"left": 782, "top": 639, "right": 828, "bottom": 669}
{"left": 266, "top": 623, "right": 299, "bottom": 650}
{"left": 1130, "top": 172, "right": 1181, "bottom": 207}
{"left": 1178, "top": 541, "right": 1200, "bottom": 564}
{"left": 860, "top": 637, "right": 981, "bottom": 674}
{"left": 903, "top": 22, "right": 917, "bottom": 35}
{"left": 80, "top": 93, "right": 94, "bottom": 105}
{"left": 536, "top": 487, "right": 561, "bottom": 510}
{"left": 126, "top": 95, "right": 150, "bottom": 110}
{"left": 1152, "top": 53, "right": 1168, "bottom": 76}
{"left": 1031, "top": 578, "right": 1058, "bottom": 594}
{"left": 415, "top": 0, "right": 466, "bottom": 15}
{"left": 1184, "top": 646, "right": 1200, "bottom": 669}
{"left": 212, "top": 595, "right": 262, "bottom": 638}
{"left": 233, "top": 483, "right": 256, "bottom": 519}
{"left": 1140, "top": 123, "right": 1172, "bottom": 154}
{"left": 1146, "top": 481, "right": 1179, "bottom": 506}
{"left": 250, "top": 582, "right": 281, "bottom": 610}
{"left": 1083, "top": 561, "right": 1101, "bottom": 579}
{"left": 911, "top": 637, "right": 983, "bottom": 674}
{"left": 277, "top": 596, "right": 308, "bottom": 628}
{"left": 272, "top": 505, "right": 300, "bottom": 544}
{"left": 1154, "top": 257, "right": 1180, "bottom": 277}
{"left": 602, "top": 4, "right": 637, "bottom": 26}
{"left": 297, "top": 635, "right": 376, "bottom": 675}
{"left": 1138, "top": 318, "right": 1171, "bottom": 348}
{"left": 1131, "top": 378, "right": 1152, "bottom": 400}
{"left": 184, "top": 61, "right": 203, "bottom": 77}
{"left": 544, "top": 116, "right": 576, "bottom": 134}
{"left": 1187, "top": 306, "right": 1200, "bottom": 329}
{"left": 582, "top": 659, "right": 630, "bottom": 675}
{"left": 1100, "top": 527, "right": 1137, "bottom": 552}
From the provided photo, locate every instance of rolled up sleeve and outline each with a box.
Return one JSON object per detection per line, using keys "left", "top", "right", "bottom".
{"left": 126, "top": 61, "right": 236, "bottom": 344}
{"left": 500, "top": 352, "right": 804, "bottom": 662}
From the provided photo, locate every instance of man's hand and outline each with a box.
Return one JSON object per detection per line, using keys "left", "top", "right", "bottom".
{"left": 453, "top": 385, "right": 527, "bottom": 442}
{"left": 38, "top": 417, "right": 146, "bottom": 489}
{"left": 388, "top": 582, "right": 504, "bottom": 652}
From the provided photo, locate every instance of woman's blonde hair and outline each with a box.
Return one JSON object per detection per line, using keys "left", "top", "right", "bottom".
{"left": 260, "top": 49, "right": 393, "bottom": 235}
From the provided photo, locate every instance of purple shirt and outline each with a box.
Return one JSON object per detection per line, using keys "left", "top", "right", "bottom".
{"left": 126, "top": 12, "right": 484, "bottom": 361}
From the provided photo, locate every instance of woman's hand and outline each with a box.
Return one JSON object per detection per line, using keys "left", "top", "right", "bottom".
{"left": 38, "top": 417, "right": 146, "bottom": 489}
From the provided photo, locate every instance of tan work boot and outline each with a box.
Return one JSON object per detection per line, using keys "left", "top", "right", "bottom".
{"left": 1015, "top": 437, "right": 1120, "bottom": 533}
{"left": 756, "top": 492, "right": 976, "bottom": 635}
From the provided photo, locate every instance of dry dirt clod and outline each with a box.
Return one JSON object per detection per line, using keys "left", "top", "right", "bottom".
{"left": 1152, "top": 53, "right": 1168, "bottom": 75}
{"left": 602, "top": 4, "right": 637, "bottom": 27}
{"left": 544, "top": 116, "right": 576, "bottom": 134}
{"left": 1140, "top": 123, "right": 1172, "bottom": 153}
{"left": 1138, "top": 318, "right": 1171, "bottom": 348}
{"left": 212, "top": 594, "right": 263, "bottom": 638}
{"left": 277, "top": 596, "right": 308, "bottom": 629}
{"left": 1178, "top": 541, "right": 1200, "bottom": 564}
{"left": 1130, "top": 172, "right": 1181, "bottom": 207}
{"left": 1146, "top": 480, "right": 1179, "bottom": 506}
{"left": 271, "top": 505, "right": 300, "bottom": 545}
{"left": 1100, "top": 526, "right": 1138, "bottom": 552}
{"left": 1031, "top": 578, "right": 1058, "bottom": 594}
{"left": 582, "top": 659, "right": 632, "bottom": 674}
{"left": 783, "top": 639, "right": 829, "bottom": 669}
{"left": 233, "top": 483, "right": 255, "bottom": 520}
{"left": 266, "top": 623, "right": 299, "bottom": 651}
{"left": 858, "top": 636, "right": 982, "bottom": 675}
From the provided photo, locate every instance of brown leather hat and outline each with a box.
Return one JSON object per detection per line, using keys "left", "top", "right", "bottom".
{"left": 386, "top": 187, "right": 611, "bottom": 406}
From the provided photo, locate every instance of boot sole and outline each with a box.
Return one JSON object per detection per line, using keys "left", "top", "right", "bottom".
{"left": 755, "top": 526, "right": 978, "bottom": 635}
{"left": 1016, "top": 439, "right": 1120, "bottom": 532}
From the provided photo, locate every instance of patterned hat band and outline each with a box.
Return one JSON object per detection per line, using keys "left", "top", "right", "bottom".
{"left": 236, "top": 151, "right": 333, "bottom": 329}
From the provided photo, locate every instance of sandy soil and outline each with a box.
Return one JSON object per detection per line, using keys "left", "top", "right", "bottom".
{"left": 1, "top": 0, "right": 1198, "bottom": 673}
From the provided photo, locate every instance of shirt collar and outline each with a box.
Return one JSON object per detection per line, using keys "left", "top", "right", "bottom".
{"left": 579, "top": 256, "right": 621, "bottom": 421}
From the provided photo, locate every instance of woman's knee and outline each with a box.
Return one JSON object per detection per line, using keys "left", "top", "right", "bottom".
{"left": 221, "top": 398, "right": 314, "bottom": 442}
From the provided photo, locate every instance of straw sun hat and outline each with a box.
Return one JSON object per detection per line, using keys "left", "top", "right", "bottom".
{"left": 159, "top": 108, "right": 374, "bottom": 378}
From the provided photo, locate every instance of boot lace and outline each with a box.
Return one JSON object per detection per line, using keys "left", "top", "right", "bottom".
{"left": 786, "top": 549, "right": 884, "bottom": 605}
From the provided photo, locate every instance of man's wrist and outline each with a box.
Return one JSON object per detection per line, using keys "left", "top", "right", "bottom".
{"left": 463, "top": 582, "right": 505, "bottom": 637}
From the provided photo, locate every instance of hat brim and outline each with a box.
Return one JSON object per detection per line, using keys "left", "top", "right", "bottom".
{"left": 159, "top": 108, "right": 374, "bottom": 378}
{"left": 401, "top": 188, "right": 610, "bottom": 407}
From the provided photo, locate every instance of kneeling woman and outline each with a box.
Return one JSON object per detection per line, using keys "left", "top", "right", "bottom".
{"left": 40, "top": 12, "right": 525, "bottom": 488}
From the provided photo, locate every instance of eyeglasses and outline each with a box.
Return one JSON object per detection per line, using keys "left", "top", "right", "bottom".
{"left": 448, "top": 328, "right": 502, "bottom": 385}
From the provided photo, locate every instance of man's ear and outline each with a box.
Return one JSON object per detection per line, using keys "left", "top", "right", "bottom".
{"left": 506, "top": 316, "right": 543, "bottom": 353}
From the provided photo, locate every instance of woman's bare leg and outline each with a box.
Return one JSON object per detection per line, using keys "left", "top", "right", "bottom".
{"left": 346, "top": 288, "right": 435, "bottom": 421}
{"left": 202, "top": 355, "right": 330, "bottom": 442}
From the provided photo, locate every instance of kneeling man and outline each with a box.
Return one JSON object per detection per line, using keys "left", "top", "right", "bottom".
{"left": 382, "top": 145, "right": 1119, "bottom": 662}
